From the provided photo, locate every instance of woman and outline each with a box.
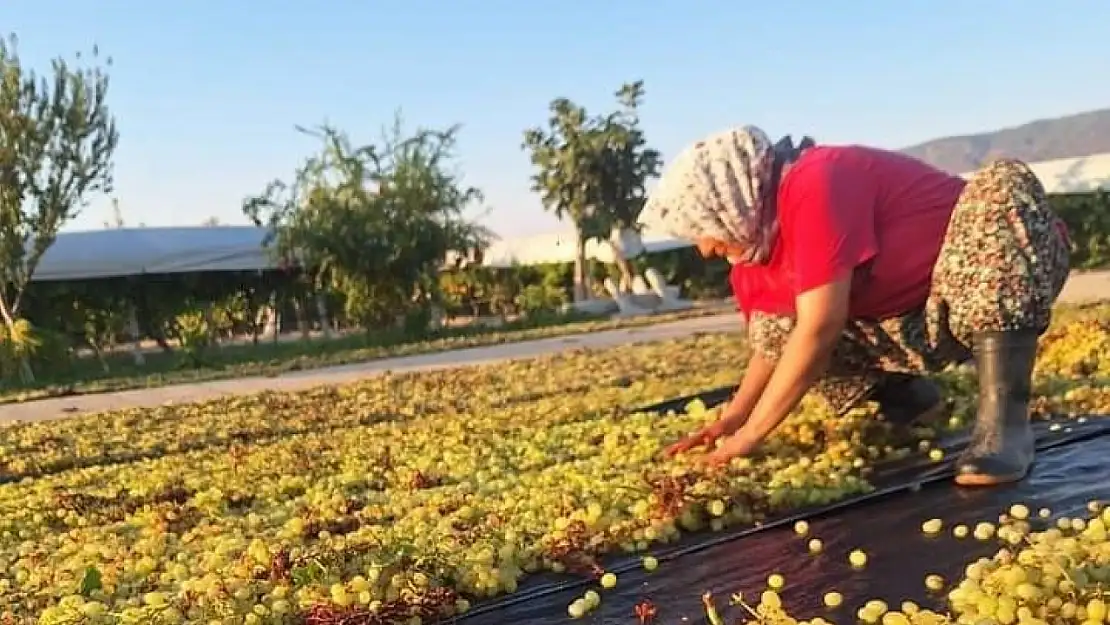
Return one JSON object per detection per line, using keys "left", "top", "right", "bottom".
{"left": 646, "top": 126, "right": 1070, "bottom": 487}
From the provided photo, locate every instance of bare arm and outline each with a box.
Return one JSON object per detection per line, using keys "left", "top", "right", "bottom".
{"left": 663, "top": 349, "right": 777, "bottom": 457}
{"left": 717, "top": 351, "right": 776, "bottom": 435}
{"left": 709, "top": 279, "right": 851, "bottom": 461}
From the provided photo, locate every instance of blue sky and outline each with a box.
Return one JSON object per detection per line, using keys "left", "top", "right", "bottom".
{"left": 5, "top": 1, "right": 1110, "bottom": 237}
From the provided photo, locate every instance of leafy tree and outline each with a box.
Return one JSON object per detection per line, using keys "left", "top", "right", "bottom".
{"left": 0, "top": 34, "right": 118, "bottom": 382}
{"left": 522, "top": 81, "right": 660, "bottom": 301}
{"left": 523, "top": 99, "right": 597, "bottom": 302}
{"left": 592, "top": 81, "right": 662, "bottom": 289}
{"left": 244, "top": 115, "right": 491, "bottom": 331}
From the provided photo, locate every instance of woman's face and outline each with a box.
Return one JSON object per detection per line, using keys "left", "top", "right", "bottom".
{"left": 696, "top": 237, "right": 746, "bottom": 264}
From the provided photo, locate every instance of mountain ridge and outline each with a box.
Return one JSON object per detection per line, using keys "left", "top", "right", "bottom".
{"left": 899, "top": 107, "right": 1110, "bottom": 173}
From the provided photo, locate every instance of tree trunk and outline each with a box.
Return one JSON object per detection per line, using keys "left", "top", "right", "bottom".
{"left": 16, "top": 349, "right": 31, "bottom": 383}
{"left": 262, "top": 293, "right": 280, "bottom": 343}
{"left": 608, "top": 240, "right": 635, "bottom": 295}
{"left": 86, "top": 339, "right": 110, "bottom": 374}
{"left": 0, "top": 297, "right": 34, "bottom": 384}
{"left": 204, "top": 304, "right": 222, "bottom": 349}
{"left": 126, "top": 308, "right": 145, "bottom": 366}
{"left": 249, "top": 305, "right": 262, "bottom": 346}
{"left": 133, "top": 289, "right": 174, "bottom": 354}
{"left": 293, "top": 297, "right": 310, "bottom": 340}
{"left": 271, "top": 309, "right": 281, "bottom": 344}
{"left": 315, "top": 292, "right": 333, "bottom": 339}
{"left": 573, "top": 232, "right": 589, "bottom": 302}
{"left": 251, "top": 300, "right": 267, "bottom": 345}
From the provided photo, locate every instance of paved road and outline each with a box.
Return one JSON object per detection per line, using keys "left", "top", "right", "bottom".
{"left": 0, "top": 313, "right": 743, "bottom": 424}
{"left": 1, "top": 269, "right": 1106, "bottom": 425}
{"left": 1058, "top": 269, "right": 1110, "bottom": 304}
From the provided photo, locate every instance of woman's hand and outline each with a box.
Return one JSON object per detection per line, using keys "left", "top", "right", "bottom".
{"left": 702, "top": 431, "right": 761, "bottom": 466}
{"left": 663, "top": 417, "right": 740, "bottom": 457}
{"left": 663, "top": 352, "right": 777, "bottom": 459}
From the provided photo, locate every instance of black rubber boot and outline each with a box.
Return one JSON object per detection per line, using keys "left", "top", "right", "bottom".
{"left": 954, "top": 330, "right": 1038, "bottom": 487}
{"left": 870, "top": 373, "right": 945, "bottom": 427}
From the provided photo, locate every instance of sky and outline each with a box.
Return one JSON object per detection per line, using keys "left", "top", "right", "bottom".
{"left": 4, "top": 0, "right": 1110, "bottom": 238}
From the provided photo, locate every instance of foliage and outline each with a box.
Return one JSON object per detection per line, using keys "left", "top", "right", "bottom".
{"left": 591, "top": 82, "right": 663, "bottom": 233}
{"left": 1050, "top": 191, "right": 1110, "bottom": 269}
{"left": 0, "top": 317, "right": 40, "bottom": 378}
{"left": 437, "top": 246, "right": 732, "bottom": 318}
{"left": 3, "top": 276, "right": 717, "bottom": 402}
{"left": 0, "top": 34, "right": 118, "bottom": 381}
{"left": 522, "top": 80, "right": 661, "bottom": 300}
{"left": 522, "top": 98, "right": 595, "bottom": 301}
{"left": 168, "top": 308, "right": 212, "bottom": 367}
{"left": 244, "top": 115, "right": 491, "bottom": 328}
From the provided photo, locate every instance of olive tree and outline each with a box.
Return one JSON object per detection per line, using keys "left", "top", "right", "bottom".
{"left": 0, "top": 34, "right": 118, "bottom": 382}
{"left": 591, "top": 81, "right": 662, "bottom": 289}
{"left": 522, "top": 81, "right": 660, "bottom": 301}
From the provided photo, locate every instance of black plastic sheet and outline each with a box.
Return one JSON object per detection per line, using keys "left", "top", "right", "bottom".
{"left": 461, "top": 386, "right": 1110, "bottom": 625}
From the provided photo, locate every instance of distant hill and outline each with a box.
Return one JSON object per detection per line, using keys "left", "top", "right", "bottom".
{"left": 900, "top": 108, "right": 1110, "bottom": 174}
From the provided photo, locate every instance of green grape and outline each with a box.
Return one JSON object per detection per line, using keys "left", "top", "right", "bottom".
{"left": 720, "top": 498, "right": 1110, "bottom": 625}
{"left": 4, "top": 311, "right": 1109, "bottom": 624}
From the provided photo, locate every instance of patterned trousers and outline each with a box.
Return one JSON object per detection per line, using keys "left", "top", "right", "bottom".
{"left": 748, "top": 159, "right": 1072, "bottom": 414}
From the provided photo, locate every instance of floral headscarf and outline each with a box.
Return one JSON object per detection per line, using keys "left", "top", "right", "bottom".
{"left": 641, "top": 125, "right": 813, "bottom": 265}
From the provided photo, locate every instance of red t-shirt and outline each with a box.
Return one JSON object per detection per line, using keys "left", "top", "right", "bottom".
{"left": 730, "top": 259, "right": 793, "bottom": 319}
{"left": 732, "top": 145, "right": 967, "bottom": 321}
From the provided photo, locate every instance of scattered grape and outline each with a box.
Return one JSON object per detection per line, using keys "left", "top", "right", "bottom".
{"left": 703, "top": 496, "right": 1110, "bottom": 625}
{"left": 973, "top": 521, "right": 997, "bottom": 540}
{"left": 583, "top": 590, "right": 601, "bottom": 609}
{"left": 849, "top": 549, "right": 868, "bottom": 568}
{"left": 921, "top": 518, "right": 943, "bottom": 535}
{"left": 760, "top": 590, "right": 782, "bottom": 609}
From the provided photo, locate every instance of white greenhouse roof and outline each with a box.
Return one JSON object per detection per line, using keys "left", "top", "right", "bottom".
{"left": 480, "top": 227, "right": 693, "bottom": 268}
{"left": 36, "top": 224, "right": 697, "bottom": 281}
{"left": 959, "top": 152, "right": 1110, "bottom": 194}
{"left": 34, "top": 226, "right": 277, "bottom": 282}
